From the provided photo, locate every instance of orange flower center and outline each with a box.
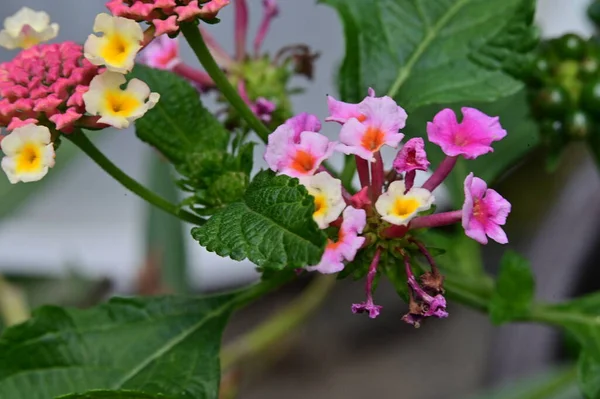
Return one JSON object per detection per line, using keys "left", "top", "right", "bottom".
{"left": 290, "top": 149, "right": 316, "bottom": 174}
{"left": 361, "top": 126, "right": 385, "bottom": 151}
{"left": 356, "top": 114, "right": 367, "bottom": 122}
{"left": 327, "top": 229, "right": 345, "bottom": 250}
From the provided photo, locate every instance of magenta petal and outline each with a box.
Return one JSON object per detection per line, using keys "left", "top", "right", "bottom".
{"left": 284, "top": 112, "right": 321, "bottom": 141}
{"left": 325, "top": 95, "right": 362, "bottom": 124}
{"left": 485, "top": 223, "right": 508, "bottom": 244}
{"left": 484, "top": 188, "right": 512, "bottom": 225}
{"left": 465, "top": 218, "right": 488, "bottom": 245}
{"left": 393, "top": 137, "right": 430, "bottom": 173}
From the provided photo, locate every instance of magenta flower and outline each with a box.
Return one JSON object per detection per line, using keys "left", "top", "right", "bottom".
{"left": 307, "top": 206, "right": 366, "bottom": 274}
{"left": 238, "top": 80, "right": 276, "bottom": 123}
{"left": 325, "top": 87, "right": 375, "bottom": 125}
{"left": 138, "top": 34, "right": 181, "bottom": 70}
{"left": 337, "top": 95, "right": 407, "bottom": 161}
{"left": 427, "top": 107, "right": 507, "bottom": 159}
{"left": 106, "top": 0, "right": 230, "bottom": 37}
{"left": 284, "top": 112, "right": 321, "bottom": 141}
{"left": 393, "top": 137, "right": 429, "bottom": 173}
{"left": 462, "top": 173, "right": 511, "bottom": 245}
{"left": 0, "top": 42, "right": 99, "bottom": 132}
{"left": 264, "top": 124, "right": 335, "bottom": 178}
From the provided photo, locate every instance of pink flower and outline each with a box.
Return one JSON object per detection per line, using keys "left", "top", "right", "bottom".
{"left": 325, "top": 87, "right": 375, "bottom": 124}
{"left": 462, "top": 173, "right": 511, "bottom": 245}
{"left": 307, "top": 206, "right": 366, "bottom": 274}
{"left": 0, "top": 42, "right": 99, "bottom": 132}
{"left": 106, "top": 0, "right": 230, "bottom": 37}
{"left": 238, "top": 81, "right": 276, "bottom": 123}
{"left": 264, "top": 124, "right": 335, "bottom": 178}
{"left": 393, "top": 137, "right": 429, "bottom": 173}
{"left": 284, "top": 112, "right": 321, "bottom": 141}
{"left": 427, "top": 107, "right": 507, "bottom": 159}
{"left": 337, "top": 95, "right": 407, "bottom": 161}
{"left": 138, "top": 34, "right": 181, "bottom": 70}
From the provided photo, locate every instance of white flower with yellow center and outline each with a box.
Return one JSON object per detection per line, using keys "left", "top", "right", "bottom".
{"left": 83, "top": 71, "right": 160, "bottom": 129}
{"left": 1, "top": 124, "right": 55, "bottom": 184}
{"left": 300, "top": 172, "right": 346, "bottom": 229}
{"left": 0, "top": 7, "right": 59, "bottom": 50}
{"left": 84, "top": 13, "right": 143, "bottom": 73}
{"left": 375, "top": 181, "right": 434, "bottom": 226}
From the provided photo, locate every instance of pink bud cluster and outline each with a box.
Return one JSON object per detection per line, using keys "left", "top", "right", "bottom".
{"left": 0, "top": 42, "right": 100, "bottom": 132}
{"left": 106, "top": 0, "right": 230, "bottom": 37}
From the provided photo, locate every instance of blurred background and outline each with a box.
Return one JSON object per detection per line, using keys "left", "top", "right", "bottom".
{"left": 0, "top": 0, "right": 599, "bottom": 398}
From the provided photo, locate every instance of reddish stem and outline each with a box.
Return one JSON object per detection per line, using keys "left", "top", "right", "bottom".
{"left": 404, "top": 170, "right": 416, "bottom": 192}
{"left": 199, "top": 26, "right": 234, "bottom": 68}
{"left": 172, "top": 64, "right": 215, "bottom": 89}
{"left": 409, "top": 239, "right": 440, "bottom": 277}
{"left": 408, "top": 210, "right": 462, "bottom": 230}
{"left": 365, "top": 247, "right": 382, "bottom": 298}
{"left": 421, "top": 156, "right": 458, "bottom": 192}
{"left": 356, "top": 155, "right": 370, "bottom": 189}
{"left": 234, "top": 0, "right": 249, "bottom": 61}
{"left": 371, "top": 151, "right": 384, "bottom": 200}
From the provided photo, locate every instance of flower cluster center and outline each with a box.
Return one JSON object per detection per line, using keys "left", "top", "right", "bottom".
{"left": 361, "top": 126, "right": 385, "bottom": 151}
{"left": 16, "top": 142, "right": 41, "bottom": 173}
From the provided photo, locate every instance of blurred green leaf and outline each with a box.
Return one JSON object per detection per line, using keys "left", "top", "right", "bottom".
{"left": 144, "top": 153, "right": 189, "bottom": 294}
{"left": 57, "top": 390, "right": 170, "bottom": 399}
{"left": 322, "top": 0, "right": 537, "bottom": 108}
{"left": 192, "top": 170, "right": 327, "bottom": 269}
{"left": 578, "top": 353, "right": 600, "bottom": 399}
{"left": 0, "top": 295, "right": 234, "bottom": 399}
{"left": 489, "top": 251, "right": 535, "bottom": 325}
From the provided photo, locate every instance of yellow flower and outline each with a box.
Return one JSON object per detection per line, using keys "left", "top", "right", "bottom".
{"left": 0, "top": 7, "right": 59, "bottom": 50}
{"left": 300, "top": 172, "right": 346, "bottom": 229}
{"left": 375, "top": 181, "right": 434, "bottom": 226}
{"left": 83, "top": 71, "right": 160, "bottom": 129}
{"left": 1, "top": 124, "right": 55, "bottom": 184}
{"left": 84, "top": 13, "right": 143, "bottom": 73}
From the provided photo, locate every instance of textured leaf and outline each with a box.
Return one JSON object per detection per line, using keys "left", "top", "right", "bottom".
{"left": 131, "top": 65, "right": 229, "bottom": 165}
{"left": 578, "top": 353, "right": 600, "bottom": 399}
{"left": 0, "top": 295, "right": 235, "bottom": 399}
{"left": 192, "top": 170, "right": 327, "bottom": 269}
{"left": 57, "top": 390, "right": 170, "bottom": 399}
{"left": 322, "top": 0, "right": 537, "bottom": 109}
{"left": 489, "top": 251, "right": 535, "bottom": 324}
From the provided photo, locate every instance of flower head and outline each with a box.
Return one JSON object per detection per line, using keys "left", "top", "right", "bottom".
{"left": 393, "top": 137, "right": 429, "bottom": 173}
{"left": 83, "top": 71, "right": 160, "bottom": 129}
{"left": 106, "top": 0, "right": 230, "bottom": 37}
{"left": 300, "top": 172, "right": 345, "bottom": 229}
{"left": 264, "top": 124, "right": 335, "bottom": 178}
{"left": 462, "top": 173, "right": 511, "bottom": 245}
{"left": 284, "top": 112, "right": 321, "bottom": 141}
{"left": 1, "top": 124, "right": 55, "bottom": 183}
{"left": 0, "top": 42, "right": 99, "bottom": 132}
{"left": 338, "top": 95, "right": 407, "bottom": 161}
{"left": 84, "top": 14, "right": 143, "bottom": 73}
{"left": 427, "top": 107, "right": 507, "bottom": 159}
{"left": 325, "top": 87, "right": 375, "bottom": 125}
{"left": 139, "top": 34, "right": 181, "bottom": 70}
{"left": 375, "top": 181, "right": 434, "bottom": 226}
{"left": 0, "top": 7, "right": 59, "bottom": 50}
{"left": 307, "top": 206, "right": 366, "bottom": 274}
{"left": 238, "top": 81, "right": 276, "bottom": 123}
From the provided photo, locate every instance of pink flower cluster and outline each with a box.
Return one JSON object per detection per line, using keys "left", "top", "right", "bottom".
{"left": 106, "top": 0, "right": 230, "bottom": 37}
{"left": 0, "top": 42, "right": 99, "bottom": 132}
{"left": 264, "top": 89, "right": 513, "bottom": 325}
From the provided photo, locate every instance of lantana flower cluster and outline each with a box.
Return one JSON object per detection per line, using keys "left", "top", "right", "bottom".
{"left": 0, "top": 6, "right": 162, "bottom": 184}
{"left": 264, "top": 90, "right": 512, "bottom": 326}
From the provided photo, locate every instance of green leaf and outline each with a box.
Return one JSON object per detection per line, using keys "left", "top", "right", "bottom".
{"left": 322, "top": 0, "right": 537, "bottom": 109}
{"left": 56, "top": 390, "right": 171, "bottom": 399}
{"left": 131, "top": 65, "right": 229, "bottom": 165}
{"left": 192, "top": 170, "right": 327, "bottom": 269}
{"left": 0, "top": 295, "right": 234, "bottom": 399}
{"left": 578, "top": 353, "right": 600, "bottom": 399}
{"left": 489, "top": 251, "right": 535, "bottom": 324}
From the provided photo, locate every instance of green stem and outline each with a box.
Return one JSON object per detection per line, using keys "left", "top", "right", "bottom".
{"left": 221, "top": 274, "right": 337, "bottom": 370}
{"left": 180, "top": 22, "right": 271, "bottom": 143}
{"left": 66, "top": 131, "right": 205, "bottom": 226}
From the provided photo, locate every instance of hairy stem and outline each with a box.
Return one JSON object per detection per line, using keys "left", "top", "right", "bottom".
{"left": 67, "top": 132, "right": 205, "bottom": 226}
{"left": 180, "top": 23, "right": 271, "bottom": 142}
{"left": 221, "top": 274, "right": 337, "bottom": 370}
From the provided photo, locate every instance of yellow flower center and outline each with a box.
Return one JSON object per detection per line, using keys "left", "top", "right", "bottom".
{"left": 16, "top": 142, "right": 42, "bottom": 173}
{"left": 104, "top": 89, "right": 141, "bottom": 116}
{"left": 101, "top": 33, "right": 132, "bottom": 66}
{"left": 313, "top": 194, "right": 327, "bottom": 217}
{"left": 391, "top": 197, "right": 419, "bottom": 218}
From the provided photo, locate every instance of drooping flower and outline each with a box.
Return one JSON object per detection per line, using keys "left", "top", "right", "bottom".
{"left": 375, "top": 181, "right": 434, "bottom": 226}
{"left": 0, "top": 7, "right": 59, "bottom": 50}
{"left": 462, "top": 173, "right": 511, "bottom": 245}
{"left": 427, "top": 107, "right": 507, "bottom": 159}
{"left": 351, "top": 248, "right": 383, "bottom": 318}
{"left": 307, "top": 206, "right": 366, "bottom": 274}
{"left": 84, "top": 14, "right": 143, "bottom": 73}
{"left": 106, "top": 0, "right": 230, "bottom": 37}
{"left": 83, "top": 71, "right": 160, "bottom": 129}
{"left": 0, "top": 42, "right": 99, "bottom": 132}
{"left": 138, "top": 34, "right": 181, "bottom": 70}
{"left": 284, "top": 112, "right": 321, "bottom": 141}
{"left": 393, "top": 137, "right": 429, "bottom": 173}
{"left": 300, "top": 172, "right": 345, "bottom": 229}
{"left": 264, "top": 124, "right": 335, "bottom": 178}
{"left": 325, "top": 88, "right": 375, "bottom": 125}
{"left": 1, "top": 124, "right": 55, "bottom": 184}
{"left": 338, "top": 95, "right": 407, "bottom": 161}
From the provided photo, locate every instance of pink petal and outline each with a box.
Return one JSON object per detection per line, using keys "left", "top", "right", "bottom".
{"left": 325, "top": 95, "right": 362, "bottom": 124}
{"left": 484, "top": 188, "right": 511, "bottom": 225}
{"left": 465, "top": 218, "right": 488, "bottom": 245}
{"left": 284, "top": 112, "right": 321, "bottom": 142}
{"left": 264, "top": 124, "right": 295, "bottom": 172}
{"left": 393, "top": 137, "right": 429, "bottom": 173}
{"left": 358, "top": 95, "right": 407, "bottom": 133}
{"left": 484, "top": 223, "right": 508, "bottom": 244}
